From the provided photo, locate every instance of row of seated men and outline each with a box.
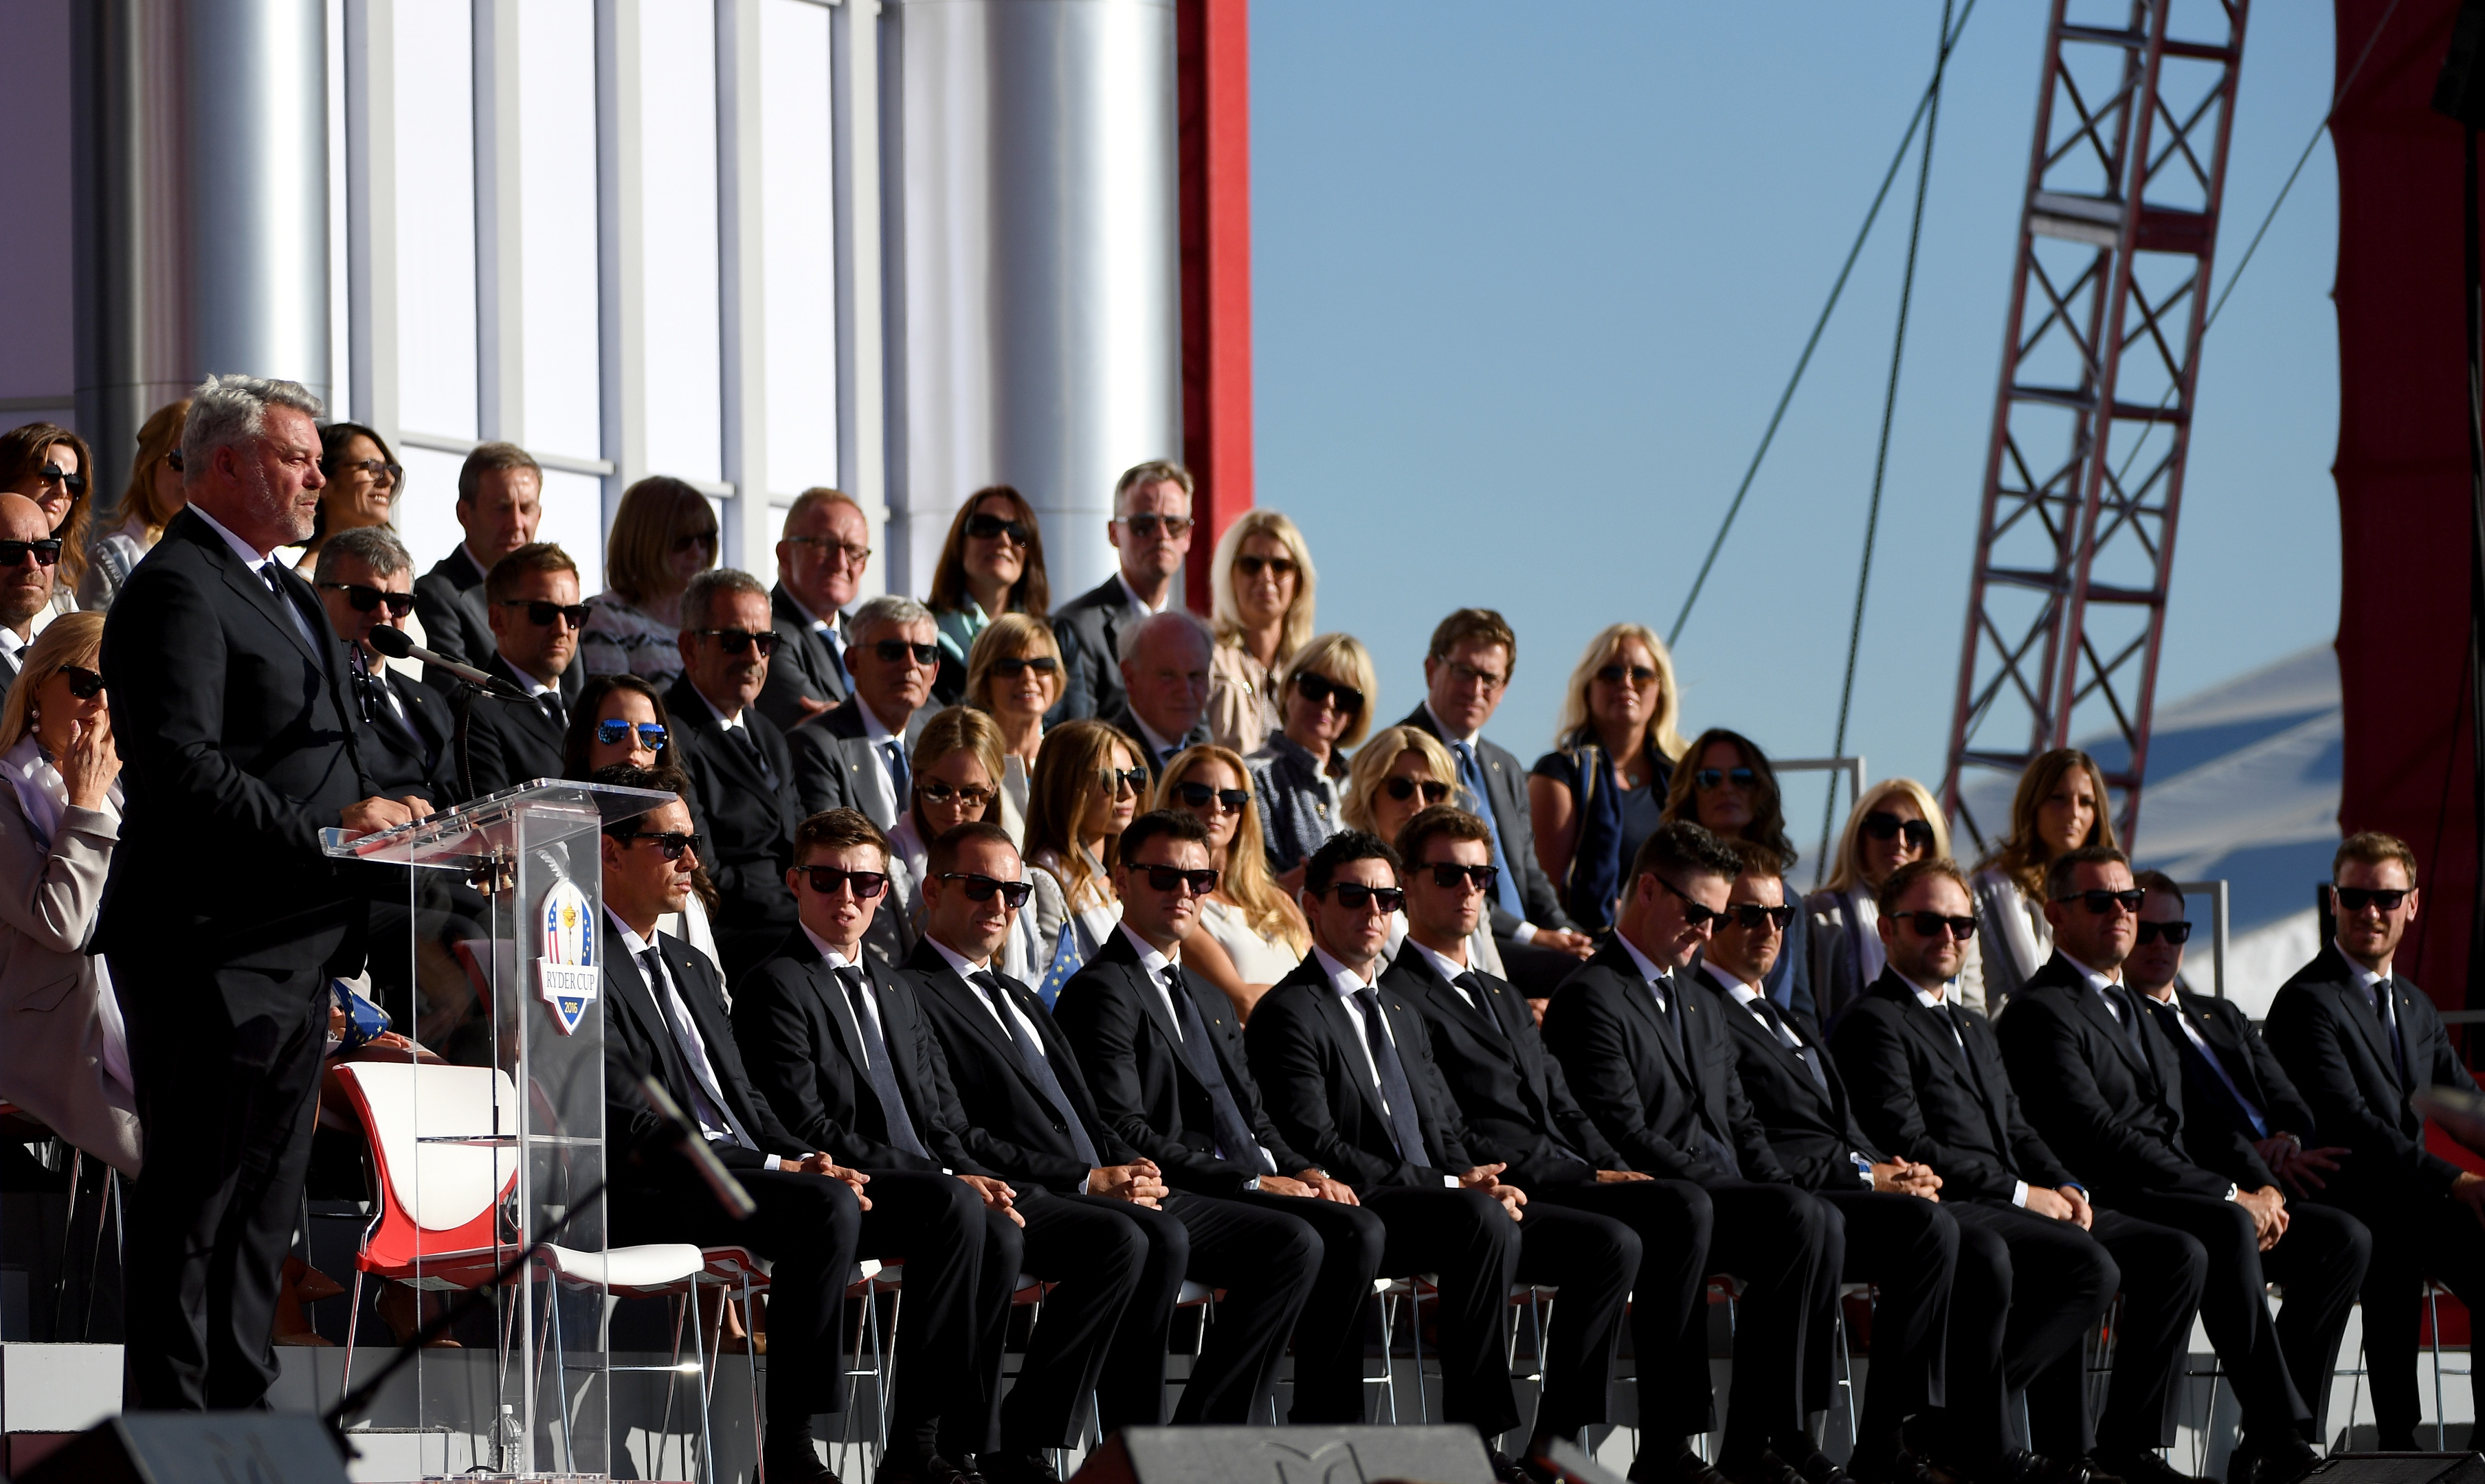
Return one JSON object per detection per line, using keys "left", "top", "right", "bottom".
{"left": 592, "top": 756, "right": 2462, "bottom": 1484}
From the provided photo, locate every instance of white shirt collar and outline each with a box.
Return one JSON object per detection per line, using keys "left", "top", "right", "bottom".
{"left": 689, "top": 680, "right": 744, "bottom": 730}
{"left": 608, "top": 908, "right": 656, "bottom": 962}
{"left": 799, "top": 923, "right": 862, "bottom": 969}
{"left": 1116, "top": 570, "right": 1168, "bottom": 617}
{"left": 783, "top": 587, "right": 841, "bottom": 635}
{"left": 1408, "top": 937, "right": 1469, "bottom": 985}
{"left": 190, "top": 502, "right": 278, "bottom": 567}
{"left": 2334, "top": 938, "right": 2391, "bottom": 991}
{"left": 860, "top": 698, "right": 898, "bottom": 745}
{"left": 1311, "top": 943, "right": 1379, "bottom": 993}
{"left": 1703, "top": 960, "right": 1764, "bottom": 1004}
{"left": 1902, "top": 972, "right": 1954, "bottom": 1008}
{"left": 926, "top": 934, "right": 992, "bottom": 981}
{"left": 1616, "top": 932, "right": 1670, "bottom": 986}
{"left": 1422, "top": 699, "right": 1482, "bottom": 750}
{"left": 1117, "top": 922, "right": 1178, "bottom": 980}
{"left": 2063, "top": 952, "right": 2122, "bottom": 991}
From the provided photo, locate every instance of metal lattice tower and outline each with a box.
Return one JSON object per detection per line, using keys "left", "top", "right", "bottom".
{"left": 1941, "top": 0, "right": 2249, "bottom": 850}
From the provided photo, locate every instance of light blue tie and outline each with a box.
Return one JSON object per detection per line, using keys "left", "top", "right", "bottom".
{"left": 1453, "top": 740, "right": 1526, "bottom": 921}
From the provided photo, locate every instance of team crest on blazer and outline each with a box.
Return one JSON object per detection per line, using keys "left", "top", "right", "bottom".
{"left": 537, "top": 879, "right": 599, "bottom": 1034}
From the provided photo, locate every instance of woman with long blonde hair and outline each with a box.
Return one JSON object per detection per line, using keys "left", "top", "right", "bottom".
{"left": 1023, "top": 717, "right": 1144, "bottom": 969}
{"left": 1528, "top": 622, "right": 1687, "bottom": 932}
{"left": 83, "top": 399, "right": 189, "bottom": 609}
{"left": 1339, "top": 724, "right": 1504, "bottom": 976}
{"left": 1966, "top": 747, "right": 2117, "bottom": 1010}
{"left": 1156, "top": 745, "right": 1308, "bottom": 1018}
{"left": 1805, "top": 778, "right": 1979, "bottom": 1022}
{"left": 1205, "top": 509, "right": 1317, "bottom": 755}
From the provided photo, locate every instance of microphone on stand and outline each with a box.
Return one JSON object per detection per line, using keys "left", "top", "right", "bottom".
{"left": 366, "top": 623, "right": 532, "bottom": 700}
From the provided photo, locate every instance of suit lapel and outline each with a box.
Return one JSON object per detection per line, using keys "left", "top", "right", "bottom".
{"left": 926, "top": 963, "right": 1053, "bottom": 1104}
{"left": 1719, "top": 980, "right": 1833, "bottom": 1118}
{"left": 1311, "top": 987, "right": 1400, "bottom": 1138}
{"left": 796, "top": 938, "right": 876, "bottom": 1085}
{"left": 216, "top": 546, "right": 324, "bottom": 668}
{"left": 608, "top": 940, "right": 695, "bottom": 1108}
{"left": 2068, "top": 979, "right": 2162, "bottom": 1090}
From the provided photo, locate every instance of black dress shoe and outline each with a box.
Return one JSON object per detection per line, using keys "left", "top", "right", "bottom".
{"left": 765, "top": 1439, "right": 836, "bottom": 1484}
{"left": 1977, "top": 1450, "right": 2121, "bottom": 1484}
{"left": 1637, "top": 1448, "right": 1733, "bottom": 1484}
{"left": 1727, "top": 1454, "right": 1808, "bottom": 1484}
{"left": 2229, "top": 1435, "right": 2319, "bottom": 1484}
{"left": 878, "top": 1449, "right": 989, "bottom": 1484}
{"left": 2088, "top": 1452, "right": 2195, "bottom": 1484}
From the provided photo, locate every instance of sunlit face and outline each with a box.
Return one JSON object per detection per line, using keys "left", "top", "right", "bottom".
{"left": 2036, "top": 768, "right": 2099, "bottom": 858}
{"left": 792, "top": 842, "right": 889, "bottom": 948}
{"left": 778, "top": 496, "right": 871, "bottom": 616}
{"left": 1693, "top": 741, "right": 1757, "bottom": 835}
{"left": 326, "top": 434, "right": 398, "bottom": 532}
{"left": 1117, "top": 835, "right": 1211, "bottom": 946}
{"left": 1230, "top": 532, "right": 1298, "bottom": 632}
{"left": 1628, "top": 865, "right": 1728, "bottom": 971}
{"left": 1860, "top": 792, "right": 1928, "bottom": 886}
{"left": 961, "top": 493, "right": 1027, "bottom": 600}
{"left": 604, "top": 797, "right": 698, "bottom": 920}
{"left": 30, "top": 656, "right": 107, "bottom": 759}
{"left": 2043, "top": 858, "right": 2138, "bottom": 972}
{"left": 1405, "top": 836, "right": 1491, "bottom": 945}
{"left": 984, "top": 643, "right": 1060, "bottom": 725}
{"left": 1111, "top": 479, "right": 1194, "bottom": 585}
{"left": 1587, "top": 638, "right": 1660, "bottom": 737}
{"left": 588, "top": 687, "right": 665, "bottom": 771}
{"left": 1706, "top": 871, "right": 1787, "bottom": 985}
{"left": 489, "top": 567, "right": 583, "bottom": 685}
{"left": 1878, "top": 873, "right": 1974, "bottom": 985}
{"left": 1281, "top": 663, "right": 1358, "bottom": 750}
{"left": 316, "top": 551, "right": 414, "bottom": 661}
{"left": 1166, "top": 756, "right": 1248, "bottom": 856}
{"left": 1085, "top": 743, "right": 1141, "bottom": 840}
{"left": 925, "top": 835, "right": 1023, "bottom": 961}
{"left": 915, "top": 748, "right": 997, "bottom": 837}
{"left": 1372, "top": 750, "right": 1448, "bottom": 842}
{"left": 1304, "top": 855, "right": 1398, "bottom": 967}
{"left": 10, "top": 440, "right": 80, "bottom": 530}
{"left": 459, "top": 466, "right": 542, "bottom": 562}
{"left": 678, "top": 590, "right": 774, "bottom": 712}
{"left": 2332, "top": 857, "right": 2418, "bottom": 967}
{"left": 1422, "top": 638, "right": 1508, "bottom": 737}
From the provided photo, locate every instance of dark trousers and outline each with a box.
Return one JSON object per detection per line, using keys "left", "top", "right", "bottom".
{"left": 850, "top": 1170, "right": 991, "bottom": 1450}
{"left": 1498, "top": 936, "right": 1587, "bottom": 1000}
{"left": 1364, "top": 1185, "right": 1526, "bottom": 1435}
{"left": 612, "top": 1166, "right": 864, "bottom": 1444}
{"left": 1812, "top": 1189, "right": 1959, "bottom": 1461}
{"left": 1230, "top": 1191, "right": 1389, "bottom": 1425}
{"left": 1692, "top": 1180, "right": 1840, "bottom": 1464}
{"left": 2326, "top": 1184, "right": 2485, "bottom": 1447}
{"left": 1122, "top": 1193, "right": 1319, "bottom": 1426}
{"left": 2024, "top": 1208, "right": 2205, "bottom": 1456}
{"left": 1532, "top": 1179, "right": 1713, "bottom": 1437}
{"left": 1508, "top": 1202, "right": 1639, "bottom": 1439}
{"left": 1940, "top": 1200, "right": 2118, "bottom": 1463}
{"left": 118, "top": 961, "right": 330, "bottom": 1411}
{"left": 2103, "top": 1191, "right": 2367, "bottom": 1445}
{"left": 976, "top": 1193, "right": 1146, "bottom": 1451}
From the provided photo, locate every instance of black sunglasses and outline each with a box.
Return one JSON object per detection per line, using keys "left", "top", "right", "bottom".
{"left": 696, "top": 628, "right": 779, "bottom": 655}
{"left": 1234, "top": 554, "right": 1297, "bottom": 579}
{"left": 1860, "top": 811, "right": 1937, "bottom": 852}
{"left": 595, "top": 719, "right": 669, "bottom": 749}
{"left": 673, "top": 530, "right": 718, "bottom": 554}
{"left": 2053, "top": 888, "right": 2146, "bottom": 914}
{"left": 992, "top": 655, "right": 1059, "bottom": 679}
{"left": 939, "top": 872, "right": 1034, "bottom": 908}
{"left": 502, "top": 598, "right": 590, "bottom": 629}
{"left": 1383, "top": 776, "right": 1451, "bottom": 805}
{"left": 1317, "top": 881, "right": 1405, "bottom": 914}
{"left": 337, "top": 456, "right": 403, "bottom": 486}
{"left": 1100, "top": 766, "right": 1150, "bottom": 796}
{"left": 1892, "top": 910, "right": 1978, "bottom": 941}
{"left": 1423, "top": 862, "right": 1500, "bottom": 892}
{"left": 872, "top": 639, "right": 937, "bottom": 666}
{"left": 1724, "top": 902, "right": 1796, "bottom": 932}
{"left": 919, "top": 778, "right": 996, "bottom": 808}
{"left": 56, "top": 664, "right": 104, "bottom": 700}
{"left": 611, "top": 829, "right": 702, "bottom": 860}
{"left": 1294, "top": 671, "right": 1363, "bottom": 715}
{"left": 37, "top": 463, "right": 85, "bottom": 497}
{"left": 1136, "top": 864, "right": 1221, "bottom": 895}
{"left": 1595, "top": 663, "right": 1658, "bottom": 686}
{"left": 0, "top": 539, "right": 61, "bottom": 568}
{"left": 321, "top": 581, "right": 417, "bottom": 616}
{"left": 2334, "top": 886, "right": 2410, "bottom": 914}
{"left": 2134, "top": 919, "right": 2192, "bottom": 945}
{"left": 1651, "top": 873, "right": 1726, "bottom": 928}
{"left": 1693, "top": 766, "right": 1759, "bottom": 792}
{"left": 1173, "top": 780, "right": 1252, "bottom": 813}
{"left": 1117, "top": 512, "right": 1194, "bottom": 539}
{"left": 964, "top": 511, "right": 1031, "bottom": 545}
{"left": 799, "top": 865, "right": 889, "bottom": 899}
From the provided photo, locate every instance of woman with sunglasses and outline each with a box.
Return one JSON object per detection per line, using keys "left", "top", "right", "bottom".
{"left": 1805, "top": 778, "right": 1977, "bottom": 1025}
{"left": 1023, "top": 718, "right": 1145, "bottom": 974}
{"left": 1205, "top": 510, "right": 1316, "bottom": 756}
{"left": 1337, "top": 724, "right": 1507, "bottom": 976}
{"left": 581, "top": 475, "right": 720, "bottom": 684}
{"left": 964, "top": 611, "right": 1064, "bottom": 824}
{"left": 82, "top": 399, "right": 188, "bottom": 611}
{"left": 560, "top": 673, "right": 725, "bottom": 974}
{"left": 1965, "top": 747, "right": 2119, "bottom": 1013}
{"left": 0, "top": 423, "right": 98, "bottom": 619}
{"left": 926, "top": 484, "right": 1051, "bottom": 706}
{"left": 1247, "top": 632, "right": 1374, "bottom": 891}
{"left": 1155, "top": 743, "right": 1309, "bottom": 1018}
{"left": 0, "top": 615, "right": 138, "bottom": 1178}
{"left": 1528, "top": 622, "right": 1688, "bottom": 935}
{"left": 1658, "top": 727, "right": 1814, "bottom": 1017}
{"left": 884, "top": 706, "right": 1066, "bottom": 979}
{"left": 291, "top": 423, "right": 405, "bottom": 572}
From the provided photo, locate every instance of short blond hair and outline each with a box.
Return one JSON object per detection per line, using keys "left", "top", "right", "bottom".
{"left": 1339, "top": 724, "right": 1462, "bottom": 835}
{"left": 1819, "top": 778, "right": 1952, "bottom": 896}
{"left": 0, "top": 613, "right": 104, "bottom": 755}
{"left": 1278, "top": 633, "right": 1378, "bottom": 749}
{"left": 2334, "top": 831, "right": 2418, "bottom": 886}
{"left": 1209, "top": 510, "right": 1317, "bottom": 662}
{"left": 1550, "top": 622, "right": 1687, "bottom": 761}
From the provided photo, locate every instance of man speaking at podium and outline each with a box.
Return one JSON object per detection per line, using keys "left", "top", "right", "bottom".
{"left": 99, "top": 375, "right": 428, "bottom": 1412}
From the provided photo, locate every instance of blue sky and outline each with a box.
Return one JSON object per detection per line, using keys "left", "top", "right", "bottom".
{"left": 1250, "top": 3, "right": 2342, "bottom": 865}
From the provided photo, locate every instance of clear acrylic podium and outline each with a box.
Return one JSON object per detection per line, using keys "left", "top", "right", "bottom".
{"left": 323, "top": 778, "right": 675, "bottom": 1478}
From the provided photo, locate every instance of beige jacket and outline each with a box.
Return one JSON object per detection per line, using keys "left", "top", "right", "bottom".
{"left": 0, "top": 785, "right": 141, "bottom": 1174}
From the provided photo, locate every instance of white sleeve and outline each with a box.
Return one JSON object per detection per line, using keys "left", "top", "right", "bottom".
{"left": 2011, "top": 1179, "right": 2029, "bottom": 1208}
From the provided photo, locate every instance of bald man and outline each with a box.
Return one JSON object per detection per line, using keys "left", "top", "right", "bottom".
{"left": 1106, "top": 611, "right": 1212, "bottom": 780}
{"left": 0, "top": 493, "right": 60, "bottom": 682}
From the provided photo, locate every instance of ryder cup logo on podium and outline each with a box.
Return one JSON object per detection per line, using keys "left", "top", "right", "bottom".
{"left": 537, "top": 879, "right": 599, "bottom": 1034}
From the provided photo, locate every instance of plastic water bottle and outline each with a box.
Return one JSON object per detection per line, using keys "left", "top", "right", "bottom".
{"left": 497, "top": 1404, "right": 525, "bottom": 1472}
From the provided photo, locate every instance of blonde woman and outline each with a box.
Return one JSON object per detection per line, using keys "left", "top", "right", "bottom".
{"left": 1205, "top": 510, "right": 1316, "bottom": 756}
{"left": 1966, "top": 747, "right": 2117, "bottom": 1011}
{"left": 1528, "top": 622, "right": 1689, "bottom": 933}
{"left": 964, "top": 613, "right": 1064, "bottom": 824}
{"left": 1806, "top": 778, "right": 1979, "bottom": 1021}
{"left": 1340, "top": 723, "right": 1504, "bottom": 978}
{"left": 1023, "top": 718, "right": 1144, "bottom": 975}
{"left": 1248, "top": 631, "right": 1376, "bottom": 888}
{"left": 580, "top": 475, "right": 720, "bottom": 684}
{"left": 1157, "top": 744, "right": 1309, "bottom": 1018}
{"left": 0, "top": 614, "right": 138, "bottom": 1176}
{"left": 82, "top": 398, "right": 188, "bottom": 610}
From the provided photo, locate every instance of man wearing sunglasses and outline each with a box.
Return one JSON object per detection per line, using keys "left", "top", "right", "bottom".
{"left": 2266, "top": 832, "right": 2485, "bottom": 1452}
{"left": 1382, "top": 807, "right": 1713, "bottom": 1476}
{"left": 313, "top": 525, "right": 456, "bottom": 804}
{"left": 0, "top": 493, "right": 60, "bottom": 684}
{"left": 462, "top": 541, "right": 588, "bottom": 797}
{"left": 1051, "top": 460, "right": 1195, "bottom": 722}
{"left": 1997, "top": 848, "right": 2367, "bottom": 1484}
{"left": 1056, "top": 810, "right": 1383, "bottom": 1428}
{"left": 788, "top": 593, "right": 937, "bottom": 829}
{"left": 1105, "top": 611, "right": 1213, "bottom": 780}
{"left": 759, "top": 487, "right": 870, "bottom": 730}
{"left": 1539, "top": 822, "right": 1838, "bottom": 1484}
{"left": 414, "top": 441, "right": 542, "bottom": 675}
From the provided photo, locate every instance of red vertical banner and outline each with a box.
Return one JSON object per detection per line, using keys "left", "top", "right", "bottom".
{"left": 2332, "top": 0, "right": 2482, "bottom": 1014}
{"left": 1179, "top": 0, "right": 1255, "bottom": 615}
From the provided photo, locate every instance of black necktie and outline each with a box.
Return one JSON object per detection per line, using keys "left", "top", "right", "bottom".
{"left": 839, "top": 967, "right": 927, "bottom": 1158}
{"left": 2108, "top": 985, "right": 2154, "bottom": 1064}
{"left": 539, "top": 692, "right": 565, "bottom": 731}
{"left": 1163, "top": 967, "right": 1273, "bottom": 1173}
{"left": 731, "top": 723, "right": 775, "bottom": 786}
{"left": 1351, "top": 987, "right": 1433, "bottom": 1167}
{"left": 1453, "top": 971, "right": 1508, "bottom": 1043}
{"left": 261, "top": 561, "right": 288, "bottom": 601}
{"left": 643, "top": 947, "right": 755, "bottom": 1149}
{"left": 2374, "top": 978, "right": 2409, "bottom": 1084}
{"left": 971, "top": 971, "right": 1099, "bottom": 1167}
{"left": 1653, "top": 975, "right": 1689, "bottom": 1060}
{"left": 1752, "top": 993, "right": 1832, "bottom": 1097}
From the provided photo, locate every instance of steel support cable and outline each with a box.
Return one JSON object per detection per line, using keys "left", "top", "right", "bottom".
{"left": 1667, "top": 0, "right": 1978, "bottom": 650}
{"left": 1816, "top": 0, "right": 1956, "bottom": 887}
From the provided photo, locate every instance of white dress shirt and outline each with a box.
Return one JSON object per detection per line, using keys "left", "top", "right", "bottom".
{"left": 1707, "top": 963, "right": 1871, "bottom": 1186}
{"left": 928, "top": 935, "right": 1093, "bottom": 1189}
{"left": 612, "top": 910, "right": 796, "bottom": 1169}
{"left": 1117, "top": 923, "right": 1185, "bottom": 1039}
{"left": 801, "top": 924, "right": 882, "bottom": 1042}
{"left": 1409, "top": 939, "right": 1478, "bottom": 1010}
{"left": 1311, "top": 943, "right": 1459, "bottom": 1187}
{"left": 192, "top": 502, "right": 319, "bottom": 651}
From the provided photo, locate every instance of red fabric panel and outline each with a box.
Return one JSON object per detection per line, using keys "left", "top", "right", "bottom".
{"left": 1178, "top": 0, "right": 1256, "bottom": 614}
{"left": 2333, "top": 0, "right": 2480, "bottom": 1011}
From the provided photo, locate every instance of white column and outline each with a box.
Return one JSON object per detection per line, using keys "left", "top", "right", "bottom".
{"left": 715, "top": 0, "right": 771, "bottom": 575}
{"left": 834, "top": 0, "right": 889, "bottom": 598}
{"left": 473, "top": 0, "right": 525, "bottom": 442}
{"left": 595, "top": 0, "right": 649, "bottom": 529}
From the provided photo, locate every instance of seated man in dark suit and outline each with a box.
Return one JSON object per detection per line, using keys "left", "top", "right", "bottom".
{"left": 1997, "top": 846, "right": 2367, "bottom": 1484}
{"left": 412, "top": 440, "right": 542, "bottom": 677}
{"left": 1537, "top": 821, "right": 1839, "bottom": 1484}
{"left": 2264, "top": 831, "right": 2485, "bottom": 1452}
{"left": 1695, "top": 842, "right": 1969, "bottom": 1484}
{"left": 591, "top": 765, "right": 867, "bottom": 1484}
{"left": 788, "top": 594, "right": 935, "bottom": 829}
{"left": 904, "top": 822, "right": 1302, "bottom": 1484}
{"left": 665, "top": 568, "right": 801, "bottom": 982}
{"left": 0, "top": 495, "right": 57, "bottom": 684}
{"left": 1051, "top": 459, "right": 1194, "bottom": 721}
{"left": 1106, "top": 612, "right": 1212, "bottom": 779}
{"left": 1248, "top": 830, "right": 1635, "bottom": 1473}
{"left": 1831, "top": 859, "right": 2196, "bottom": 1484}
{"left": 757, "top": 487, "right": 868, "bottom": 730}
{"left": 313, "top": 524, "right": 455, "bottom": 805}
{"left": 729, "top": 806, "right": 1018, "bottom": 1484}
{"left": 1379, "top": 807, "right": 1713, "bottom": 1470}
{"left": 1397, "top": 608, "right": 1594, "bottom": 1000}
{"left": 460, "top": 541, "right": 584, "bottom": 797}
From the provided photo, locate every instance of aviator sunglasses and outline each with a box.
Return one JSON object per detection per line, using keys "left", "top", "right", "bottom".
{"left": 596, "top": 719, "right": 669, "bottom": 749}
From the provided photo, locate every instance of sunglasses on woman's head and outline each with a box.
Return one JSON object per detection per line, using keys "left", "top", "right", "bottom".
{"left": 1294, "top": 671, "right": 1363, "bottom": 715}
{"left": 1100, "top": 766, "right": 1150, "bottom": 797}
{"left": 939, "top": 873, "right": 1034, "bottom": 908}
{"left": 320, "top": 581, "right": 417, "bottom": 616}
{"left": 992, "top": 655, "right": 1059, "bottom": 679}
{"left": 1892, "top": 910, "right": 1977, "bottom": 941}
{"left": 502, "top": 598, "right": 590, "bottom": 629}
{"left": 799, "top": 865, "right": 889, "bottom": 899}
{"left": 964, "top": 511, "right": 1031, "bottom": 545}
{"left": 1594, "top": 663, "right": 1658, "bottom": 686}
{"left": 1234, "top": 554, "right": 1296, "bottom": 580}
{"left": 1383, "top": 776, "right": 1450, "bottom": 805}
{"left": 1860, "top": 811, "right": 1936, "bottom": 852}
{"left": 595, "top": 719, "right": 668, "bottom": 749}
{"left": 1174, "top": 780, "right": 1251, "bottom": 813}
{"left": 1137, "top": 864, "right": 1220, "bottom": 896}
{"left": 919, "top": 778, "right": 996, "bottom": 809}
{"left": 56, "top": 664, "right": 104, "bottom": 700}
{"left": 2134, "top": 919, "right": 2192, "bottom": 945}
{"left": 1423, "top": 862, "right": 1499, "bottom": 892}
{"left": 1317, "top": 881, "right": 1405, "bottom": 914}
{"left": 1693, "top": 766, "right": 1758, "bottom": 792}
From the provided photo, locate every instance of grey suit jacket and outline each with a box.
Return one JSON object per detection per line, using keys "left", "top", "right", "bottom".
{"left": 412, "top": 546, "right": 493, "bottom": 681}
{"left": 0, "top": 783, "right": 141, "bottom": 1174}
{"left": 786, "top": 695, "right": 928, "bottom": 829}
{"left": 1397, "top": 704, "right": 1573, "bottom": 936}
{"left": 1051, "top": 574, "right": 1147, "bottom": 721}
{"left": 757, "top": 585, "right": 851, "bottom": 732}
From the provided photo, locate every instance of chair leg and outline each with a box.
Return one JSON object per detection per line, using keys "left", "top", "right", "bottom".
{"left": 656, "top": 1292, "right": 689, "bottom": 1475}
{"left": 1412, "top": 1289, "right": 1429, "bottom": 1425}
{"left": 339, "top": 1270, "right": 367, "bottom": 1402}
{"left": 692, "top": 1284, "right": 717, "bottom": 1484}
{"left": 51, "top": 1148, "right": 84, "bottom": 1337}
{"left": 2431, "top": 1285, "right": 2447, "bottom": 1452}
{"left": 743, "top": 1274, "right": 764, "bottom": 1479}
